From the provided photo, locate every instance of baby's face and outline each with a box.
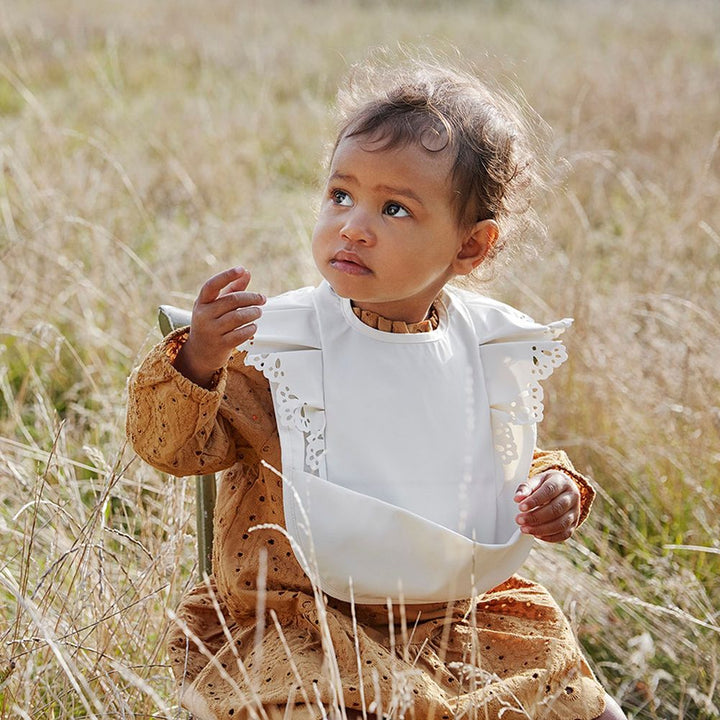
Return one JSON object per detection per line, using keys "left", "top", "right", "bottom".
{"left": 311, "top": 135, "right": 470, "bottom": 324}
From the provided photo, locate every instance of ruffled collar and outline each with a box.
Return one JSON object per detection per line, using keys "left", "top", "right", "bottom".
{"left": 351, "top": 303, "right": 440, "bottom": 334}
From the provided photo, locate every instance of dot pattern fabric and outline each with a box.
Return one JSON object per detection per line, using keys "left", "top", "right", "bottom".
{"left": 126, "top": 322, "right": 604, "bottom": 720}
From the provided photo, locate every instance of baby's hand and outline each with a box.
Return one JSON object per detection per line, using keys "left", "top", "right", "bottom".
{"left": 514, "top": 471, "right": 581, "bottom": 543}
{"left": 174, "top": 267, "right": 266, "bottom": 387}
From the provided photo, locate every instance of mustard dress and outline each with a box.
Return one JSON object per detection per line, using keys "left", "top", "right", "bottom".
{"left": 126, "top": 309, "right": 605, "bottom": 720}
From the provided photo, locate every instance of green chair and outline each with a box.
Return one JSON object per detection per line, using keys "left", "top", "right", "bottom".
{"left": 158, "top": 305, "right": 217, "bottom": 580}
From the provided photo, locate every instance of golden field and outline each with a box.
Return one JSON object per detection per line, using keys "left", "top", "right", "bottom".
{"left": 0, "top": 1, "right": 718, "bottom": 717}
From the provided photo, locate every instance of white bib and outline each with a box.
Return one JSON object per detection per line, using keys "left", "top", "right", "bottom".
{"left": 241, "top": 281, "right": 571, "bottom": 604}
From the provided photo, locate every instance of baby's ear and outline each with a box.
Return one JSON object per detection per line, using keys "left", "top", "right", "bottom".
{"left": 453, "top": 220, "right": 499, "bottom": 275}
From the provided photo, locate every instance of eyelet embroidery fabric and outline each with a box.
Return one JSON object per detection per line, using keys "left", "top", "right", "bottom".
{"left": 494, "top": 421, "right": 520, "bottom": 465}
{"left": 506, "top": 338, "right": 569, "bottom": 424}
{"left": 244, "top": 349, "right": 326, "bottom": 474}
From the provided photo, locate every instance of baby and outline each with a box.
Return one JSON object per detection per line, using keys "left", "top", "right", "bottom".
{"left": 127, "top": 58, "right": 625, "bottom": 720}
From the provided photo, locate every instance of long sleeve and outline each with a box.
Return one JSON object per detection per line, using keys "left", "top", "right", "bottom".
{"left": 126, "top": 328, "right": 277, "bottom": 476}
{"left": 529, "top": 448, "right": 596, "bottom": 528}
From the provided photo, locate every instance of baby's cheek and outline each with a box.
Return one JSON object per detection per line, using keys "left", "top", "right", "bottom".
{"left": 310, "top": 221, "right": 331, "bottom": 263}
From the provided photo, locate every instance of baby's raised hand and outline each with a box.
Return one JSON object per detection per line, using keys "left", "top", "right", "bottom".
{"left": 174, "top": 267, "right": 266, "bottom": 388}
{"left": 514, "top": 471, "right": 581, "bottom": 543}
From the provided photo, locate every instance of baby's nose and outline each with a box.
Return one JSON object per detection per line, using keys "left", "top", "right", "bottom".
{"left": 341, "top": 208, "right": 376, "bottom": 245}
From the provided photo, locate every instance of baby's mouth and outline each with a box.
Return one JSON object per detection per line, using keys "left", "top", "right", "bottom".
{"left": 330, "top": 251, "right": 372, "bottom": 275}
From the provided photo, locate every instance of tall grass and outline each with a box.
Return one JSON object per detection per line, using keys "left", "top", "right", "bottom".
{"left": 1, "top": 0, "right": 718, "bottom": 717}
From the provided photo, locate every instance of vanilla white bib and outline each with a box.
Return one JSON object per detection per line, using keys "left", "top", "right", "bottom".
{"left": 241, "top": 281, "right": 571, "bottom": 604}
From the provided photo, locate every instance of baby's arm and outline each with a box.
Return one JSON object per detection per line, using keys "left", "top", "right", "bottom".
{"left": 126, "top": 267, "right": 273, "bottom": 476}
{"left": 513, "top": 450, "right": 595, "bottom": 543}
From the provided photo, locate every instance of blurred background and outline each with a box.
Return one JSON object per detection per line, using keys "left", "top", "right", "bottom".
{"left": 1, "top": 1, "right": 718, "bottom": 717}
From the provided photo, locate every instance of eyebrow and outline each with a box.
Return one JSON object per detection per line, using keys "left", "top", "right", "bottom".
{"left": 329, "top": 172, "right": 425, "bottom": 207}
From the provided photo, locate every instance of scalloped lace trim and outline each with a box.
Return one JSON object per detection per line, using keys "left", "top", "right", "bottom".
{"left": 514, "top": 340, "right": 568, "bottom": 423}
{"left": 245, "top": 352, "right": 325, "bottom": 474}
{"left": 493, "top": 338, "right": 569, "bottom": 463}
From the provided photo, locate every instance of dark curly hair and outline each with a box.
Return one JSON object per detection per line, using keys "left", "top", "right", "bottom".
{"left": 331, "top": 57, "right": 549, "bottom": 267}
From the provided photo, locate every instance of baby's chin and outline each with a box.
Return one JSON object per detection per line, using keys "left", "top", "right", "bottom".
{"left": 318, "top": 274, "right": 358, "bottom": 301}
{"left": 331, "top": 285, "right": 356, "bottom": 301}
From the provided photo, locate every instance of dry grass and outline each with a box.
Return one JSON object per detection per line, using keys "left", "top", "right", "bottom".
{"left": 1, "top": 0, "right": 719, "bottom": 717}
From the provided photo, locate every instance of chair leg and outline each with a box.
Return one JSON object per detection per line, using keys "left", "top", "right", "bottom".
{"left": 195, "top": 474, "right": 217, "bottom": 579}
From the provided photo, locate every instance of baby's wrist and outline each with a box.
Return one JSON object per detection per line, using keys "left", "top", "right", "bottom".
{"left": 174, "top": 340, "right": 224, "bottom": 388}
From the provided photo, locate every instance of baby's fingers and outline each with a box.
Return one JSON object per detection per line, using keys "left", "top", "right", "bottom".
{"left": 516, "top": 489, "right": 578, "bottom": 529}
{"left": 222, "top": 319, "right": 261, "bottom": 347}
{"left": 515, "top": 471, "right": 568, "bottom": 512}
{"left": 518, "top": 504, "right": 578, "bottom": 542}
{"left": 527, "top": 526, "right": 576, "bottom": 543}
{"left": 217, "top": 273, "right": 256, "bottom": 298}
{"left": 513, "top": 480, "right": 537, "bottom": 503}
{"left": 211, "top": 290, "right": 267, "bottom": 318}
{"left": 215, "top": 304, "right": 264, "bottom": 335}
{"left": 197, "top": 267, "right": 250, "bottom": 305}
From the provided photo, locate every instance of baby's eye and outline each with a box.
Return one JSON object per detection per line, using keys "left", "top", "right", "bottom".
{"left": 384, "top": 202, "right": 410, "bottom": 218}
{"left": 331, "top": 189, "right": 353, "bottom": 206}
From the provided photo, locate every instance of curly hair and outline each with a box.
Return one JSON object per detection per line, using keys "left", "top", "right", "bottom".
{"left": 331, "top": 55, "right": 549, "bottom": 267}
